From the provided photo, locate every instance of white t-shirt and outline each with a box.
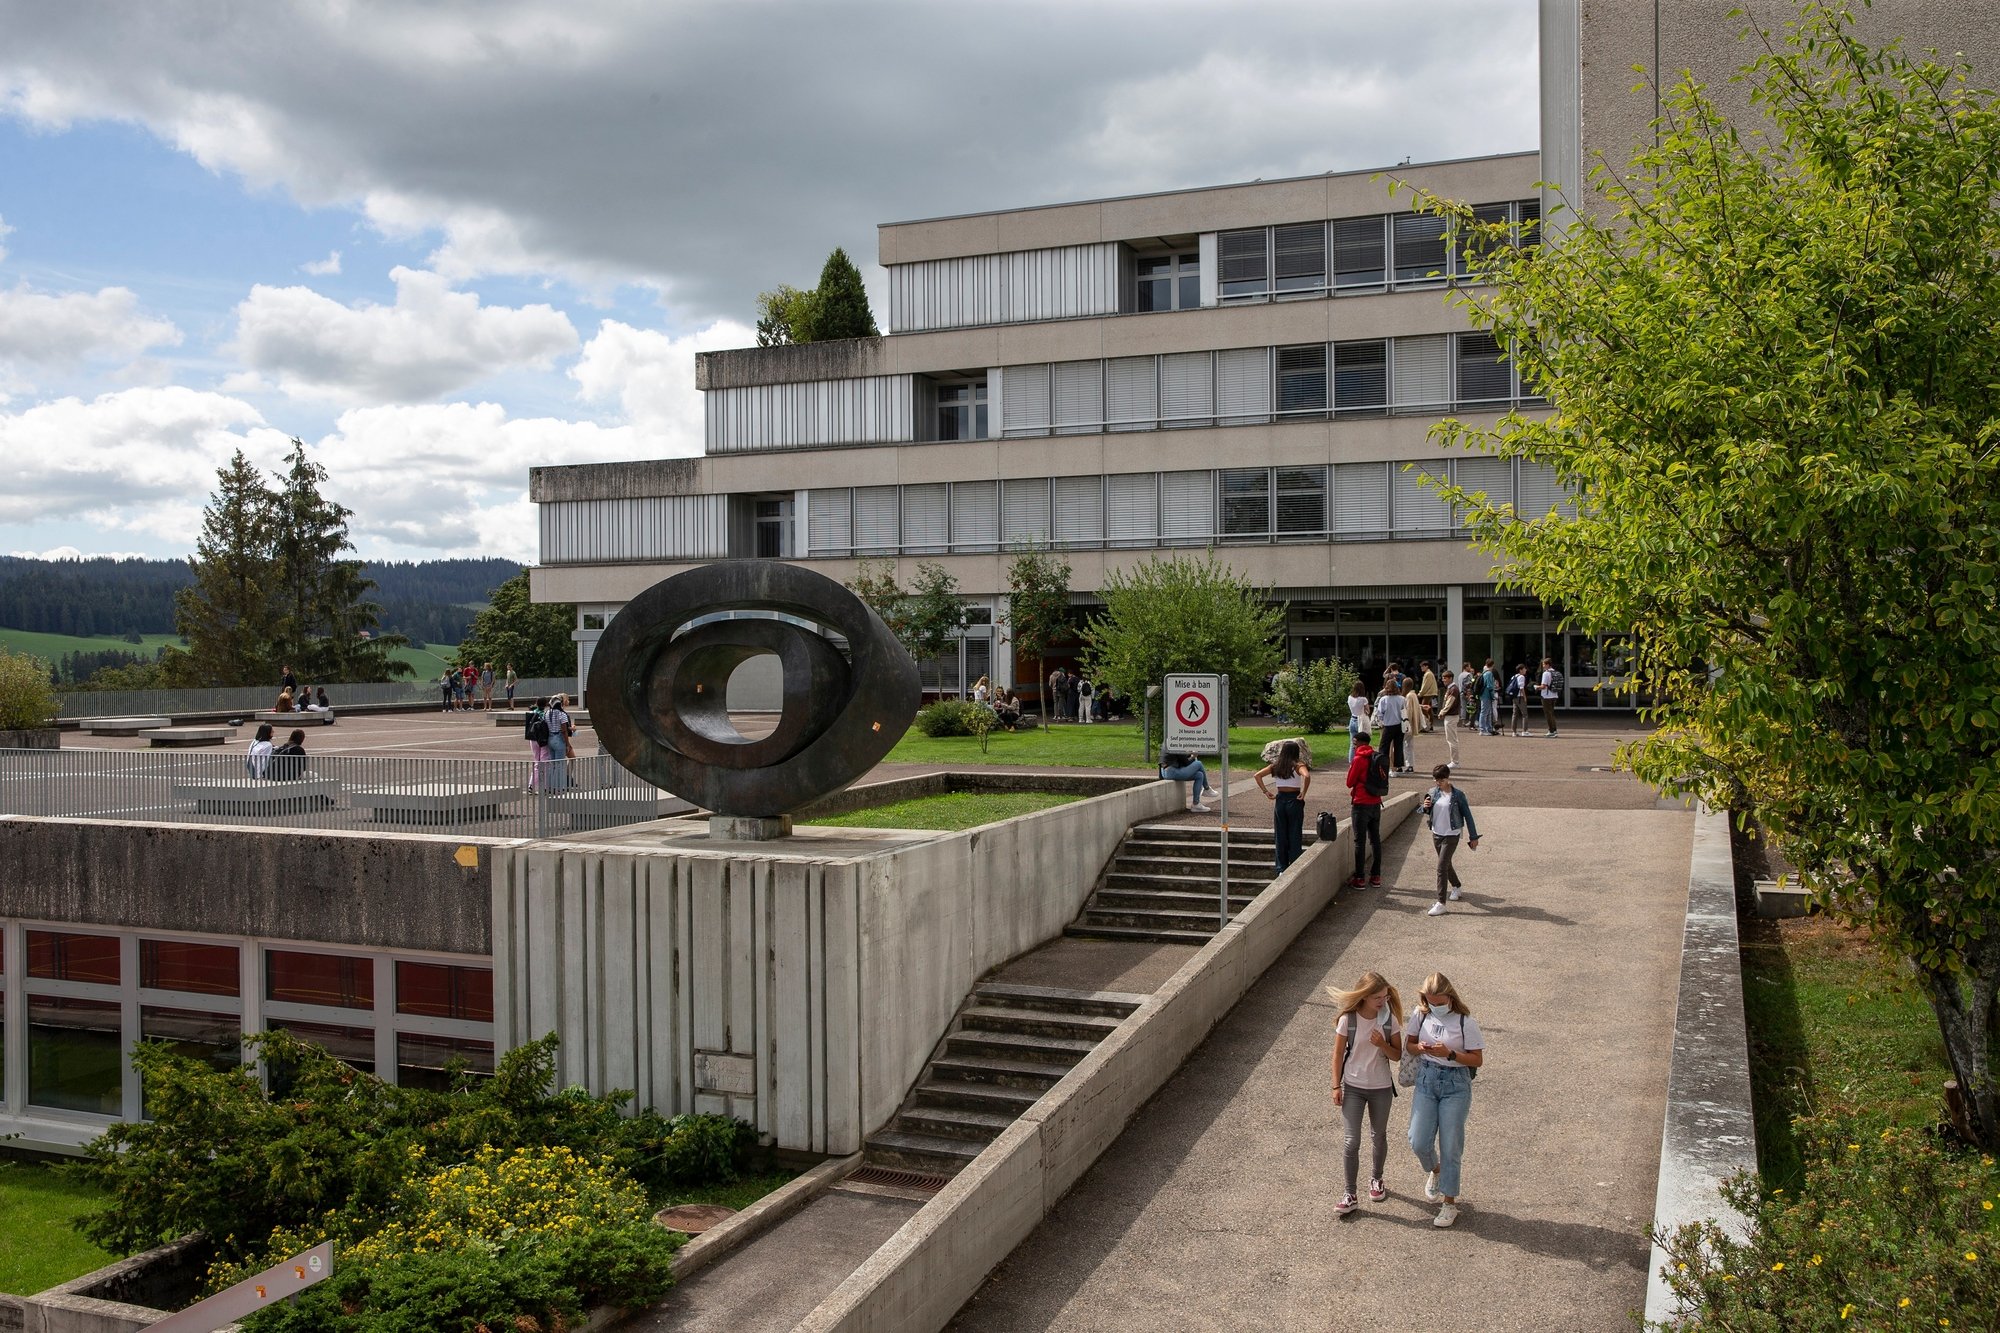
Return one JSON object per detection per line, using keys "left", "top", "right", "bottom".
{"left": 1539, "top": 668, "right": 1558, "bottom": 700}
{"left": 1373, "top": 694, "right": 1407, "bottom": 729}
{"left": 1348, "top": 695, "right": 1371, "bottom": 729}
{"left": 1335, "top": 1008, "right": 1398, "bottom": 1090}
{"left": 1430, "top": 797, "right": 1458, "bottom": 836}
{"left": 1404, "top": 1008, "right": 1485, "bottom": 1067}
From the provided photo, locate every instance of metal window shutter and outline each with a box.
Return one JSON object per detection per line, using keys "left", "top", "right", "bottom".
{"left": 1160, "top": 470, "right": 1214, "bottom": 542}
{"left": 1160, "top": 351, "right": 1214, "bottom": 427}
{"left": 1392, "top": 212, "right": 1448, "bottom": 283}
{"left": 1276, "top": 344, "right": 1328, "bottom": 415}
{"left": 1516, "top": 198, "right": 1542, "bottom": 245}
{"left": 1105, "top": 472, "right": 1158, "bottom": 545}
{"left": 1219, "top": 467, "right": 1270, "bottom": 537}
{"left": 1273, "top": 222, "right": 1326, "bottom": 289}
{"left": 1333, "top": 461, "right": 1390, "bottom": 535}
{"left": 1333, "top": 339, "right": 1388, "bottom": 412}
{"left": 1517, "top": 461, "right": 1575, "bottom": 519}
{"left": 1455, "top": 333, "right": 1513, "bottom": 405}
{"left": 1218, "top": 229, "right": 1267, "bottom": 286}
{"left": 1332, "top": 216, "right": 1386, "bottom": 288}
{"left": 902, "top": 483, "right": 949, "bottom": 551}
{"left": 963, "top": 636, "right": 991, "bottom": 692}
{"left": 1215, "top": 346, "right": 1272, "bottom": 425}
{"left": 853, "top": 486, "right": 900, "bottom": 553}
{"left": 1275, "top": 466, "right": 1327, "bottom": 534}
{"left": 1051, "top": 360, "right": 1103, "bottom": 435}
{"left": 950, "top": 480, "right": 999, "bottom": 550}
{"left": 1001, "top": 363, "right": 1050, "bottom": 436}
{"left": 1104, "top": 356, "right": 1157, "bottom": 432}
{"left": 1002, "top": 478, "right": 1052, "bottom": 544}
{"left": 1392, "top": 335, "right": 1451, "bottom": 413}
{"left": 1452, "top": 456, "right": 1515, "bottom": 523}
{"left": 806, "top": 488, "right": 852, "bottom": 554}
{"left": 1052, "top": 475, "right": 1104, "bottom": 545}
{"left": 1393, "top": 463, "right": 1454, "bottom": 533}
{"left": 1455, "top": 202, "right": 1513, "bottom": 276}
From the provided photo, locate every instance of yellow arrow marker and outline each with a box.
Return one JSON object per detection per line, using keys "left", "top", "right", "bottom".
{"left": 454, "top": 845, "right": 480, "bottom": 869}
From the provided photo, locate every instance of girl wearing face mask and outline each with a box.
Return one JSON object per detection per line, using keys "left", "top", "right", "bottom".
{"left": 1404, "top": 971, "right": 1484, "bottom": 1227}
{"left": 1329, "top": 971, "right": 1403, "bottom": 1215}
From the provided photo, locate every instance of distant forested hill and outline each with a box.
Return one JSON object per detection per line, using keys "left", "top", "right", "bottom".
{"left": 0, "top": 555, "right": 522, "bottom": 645}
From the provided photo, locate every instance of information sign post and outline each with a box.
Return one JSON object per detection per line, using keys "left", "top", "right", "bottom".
{"left": 1164, "top": 673, "right": 1230, "bottom": 929}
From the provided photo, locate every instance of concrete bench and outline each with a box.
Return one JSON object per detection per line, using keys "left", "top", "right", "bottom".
{"left": 170, "top": 776, "right": 342, "bottom": 815}
{"left": 256, "top": 710, "right": 335, "bottom": 726}
{"left": 141, "top": 727, "right": 235, "bottom": 748}
{"left": 495, "top": 710, "right": 590, "bottom": 727}
{"left": 551, "top": 785, "right": 671, "bottom": 830}
{"left": 352, "top": 781, "right": 521, "bottom": 825}
{"left": 79, "top": 716, "right": 171, "bottom": 736}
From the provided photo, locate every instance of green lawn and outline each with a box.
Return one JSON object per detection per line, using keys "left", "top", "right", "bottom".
{"left": 661, "top": 1170, "right": 797, "bottom": 1213}
{"left": 885, "top": 722, "right": 1348, "bottom": 774}
{"left": 805, "top": 790, "right": 1082, "bottom": 831}
{"left": 0, "top": 628, "right": 182, "bottom": 663}
{"left": 0, "top": 1160, "right": 116, "bottom": 1296}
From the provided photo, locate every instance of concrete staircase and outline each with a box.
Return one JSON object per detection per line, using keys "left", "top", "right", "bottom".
{"left": 863, "top": 982, "right": 1144, "bottom": 1176}
{"left": 1064, "top": 822, "right": 1313, "bottom": 944}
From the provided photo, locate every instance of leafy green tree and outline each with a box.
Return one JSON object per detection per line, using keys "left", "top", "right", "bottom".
{"left": 173, "top": 450, "right": 281, "bottom": 687}
{"left": 845, "top": 557, "right": 906, "bottom": 636}
{"left": 1082, "top": 552, "right": 1285, "bottom": 739}
{"left": 1425, "top": 6, "right": 2000, "bottom": 1144}
{"left": 455, "top": 570, "right": 576, "bottom": 679}
{"left": 1271, "top": 658, "right": 1359, "bottom": 736}
{"left": 1001, "top": 545, "right": 1072, "bottom": 722}
{"left": 0, "top": 648, "right": 58, "bottom": 729}
{"left": 802, "top": 246, "right": 878, "bottom": 341}
{"left": 901, "top": 562, "right": 967, "bottom": 693}
{"left": 755, "top": 283, "right": 814, "bottom": 347}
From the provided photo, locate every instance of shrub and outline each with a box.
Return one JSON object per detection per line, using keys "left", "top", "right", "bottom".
{"left": 1653, "top": 1116, "right": 2000, "bottom": 1329}
{"left": 0, "top": 648, "right": 58, "bottom": 729}
{"left": 914, "top": 700, "right": 993, "bottom": 739}
{"left": 1269, "top": 659, "right": 1357, "bottom": 736}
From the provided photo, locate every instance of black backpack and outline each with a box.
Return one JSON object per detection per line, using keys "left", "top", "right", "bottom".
{"left": 1316, "top": 810, "right": 1338, "bottom": 842}
{"left": 1364, "top": 749, "right": 1391, "bottom": 798}
{"left": 526, "top": 709, "right": 551, "bottom": 744}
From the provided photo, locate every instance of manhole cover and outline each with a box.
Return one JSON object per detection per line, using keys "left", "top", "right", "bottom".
{"left": 653, "top": 1203, "right": 738, "bottom": 1233}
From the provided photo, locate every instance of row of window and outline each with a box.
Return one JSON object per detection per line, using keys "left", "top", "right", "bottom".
{"left": 1, "top": 924, "right": 494, "bottom": 1122}
{"left": 1216, "top": 199, "right": 1539, "bottom": 302}
{"left": 802, "top": 457, "right": 1573, "bottom": 557}
{"left": 997, "top": 331, "right": 1540, "bottom": 439}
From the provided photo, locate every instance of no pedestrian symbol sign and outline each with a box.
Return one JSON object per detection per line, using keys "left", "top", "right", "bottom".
{"left": 1164, "top": 673, "right": 1225, "bottom": 753}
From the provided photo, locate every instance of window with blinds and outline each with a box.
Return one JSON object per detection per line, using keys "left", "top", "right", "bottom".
{"left": 1392, "top": 212, "right": 1449, "bottom": 284}
{"left": 1516, "top": 345, "right": 1549, "bottom": 406}
{"left": 1216, "top": 346, "right": 1272, "bottom": 426}
{"left": 1053, "top": 475, "right": 1105, "bottom": 546}
{"left": 1105, "top": 356, "right": 1158, "bottom": 432}
{"left": 1276, "top": 344, "right": 1328, "bottom": 417}
{"left": 1333, "top": 461, "right": 1391, "bottom": 536}
{"left": 1275, "top": 466, "right": 1327, "bottom": 537}
{"left": 1105, "top": 472, "right": 1159, "bottom": 546}
{"left": 806, "top": 488, "right": 852, "bottom": 555}
{"left": 1052, "top": 360, "right": 1103, "bottom": 435}
{"left": 1218, "top": 228, "right": 1268, "bottom": 298}
{"left": 1333, "top": 340, "right": 1389, "bottom": 414}
{"left": 1456, "top": 333, "right": 1513, "bottom": 406}
{"left": 950, "top": 480, "right": 999, "bottom": 550}
{"left": 1391, "top": 335, "right": 1452, "bottom": 413}
{"left": 1393, "top": 464, "right": 1454, "bottom": 533}
{"left": 1219, "top": 469, "right": 1269, "bottom": 540}
{"left": 853, "top": 486, "right": 900, "bottom": 553}
{"left": 1332, "top": 216, "right": 1387, "bottom": 290}
{"left": 1160, "top": 351, "right": 1214, "bottom": 428}
{"left": 1451, "top": 456, "right": 1515, "bottom": 526}
{"left": 1001, "top": 363, "right": 1051, "bottom": 437}
{"left": 1516, "top": 461, "right": 1575, "bottom": 519}
{"left": 1001, "top": 478, "right": 1052, "bottom": 544}
{"left": 1516, "top": 198, "right": 1541, "bottom": 247}
{"left": 1454, "top": 202, "right": 1514, "bottom": 277}
{"left": 1273, "top": 222, "right": 1326, "bottom": 294}
{"left": 1161, "top": 470, "right": 1215, "bottom": 543}
{"left": 901, "top": 483, "right": 949, "bottom": 552}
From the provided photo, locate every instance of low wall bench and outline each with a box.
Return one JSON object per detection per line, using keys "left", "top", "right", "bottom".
{"left": 496, "top": 710, "right": 590, "bottom": 728}
{"left": 352, "top": 781, "right": 521, "bottom": 825}
{"left": 170, "top": 775, "right": 342, "bottom": 815}
{"left": 550, "top": 785, "right": 669, "bottom": 829}
{"left": 79, "top": 716, "right": 171, "bottom": 736}
{"left": 140, "top": 726, "right": 235, "bottom": 748}
{"left": 255, "top": 709, "right": 335, "bottom": 726}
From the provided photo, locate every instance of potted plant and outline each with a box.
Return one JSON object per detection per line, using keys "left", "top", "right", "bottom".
{"left": 0, "top": 648, "right": 60, "bottom": 749}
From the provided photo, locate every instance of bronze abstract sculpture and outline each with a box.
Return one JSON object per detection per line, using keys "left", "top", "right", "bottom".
{"left": 586, "top": 562, "right": 921, "bottom": 820}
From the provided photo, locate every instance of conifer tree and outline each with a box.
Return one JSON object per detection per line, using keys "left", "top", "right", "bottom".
{"left": 803, "top": 247, "right": 879, "bottom": 340}
{"left": 269, "top": 440, "right": 408, "bottom": 681}
{"left": 173, "top": 450, "right": 280, "bottom": 686}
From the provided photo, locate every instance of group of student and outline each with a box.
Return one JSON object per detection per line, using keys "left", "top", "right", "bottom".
{"left": 244, "top": 723, "right": 310, "bottom": 779}
{"left": 273, "top": 666, "right": 333, "bottom": 719}
{"left": 441, "top": 662, "right": 516, "bottom": 712}
{"left": 521, "top": 694, "right": 576, "bottom": 791}
{"left": 969, "top": 676, "right": 1028, "bottom": 730}
{"left": 1347, "top": 657, "right": 1564, "bottom": 775}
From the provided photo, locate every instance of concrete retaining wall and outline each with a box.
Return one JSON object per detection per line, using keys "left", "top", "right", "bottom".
{"left": 0, "top": 1234, "right": 209, "bottom": 1333}
{"left": 793, "top": 771, "right": 1148, "bottom": 822}
{"left": 796, "top": 792, "right": 1419, "bottom": 1333}
{"left": 489, "top": 777, "right": 1183, "bottom": 1154}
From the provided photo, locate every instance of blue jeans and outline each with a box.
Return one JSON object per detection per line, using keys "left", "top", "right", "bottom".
{"left": 1160, "top": 759, "right": 1210, "bottom": 801}
{"left": 1272, "top": 792, "right": 1304, "bottom": 872}
{"left": 1408, "top": 1061, "right": 1474, "bottom": 1198}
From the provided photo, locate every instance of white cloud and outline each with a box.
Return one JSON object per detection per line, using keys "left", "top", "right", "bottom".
{"left": 0, "top": 284, "right": 183, "bottom": 365}
{"left": 230, "top": 266, "right": 578, "bottom": 403}
{"left": 570, "top": 317, "right": 753, "bottom": 451}
{"left": 302, "top": 248, "right": 341, "bottom": 275}
{"left": 9, "top": 544, "right": 155, "bottom": 560}
{"left": 0, "top": 214, "right": 11, "bottom": 263}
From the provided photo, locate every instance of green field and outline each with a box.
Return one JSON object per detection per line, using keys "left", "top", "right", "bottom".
{"left": 885, "top": 721, "right": 1349, "bottom": 773}
{"left": 0, "top": 1159, "right": 116, "bottom": 1296}
{"left": 0, "top": 628, "right": 457, "bottom": 685}
{"left": 804, "top": 790, "right": 1082, "bottom": 830}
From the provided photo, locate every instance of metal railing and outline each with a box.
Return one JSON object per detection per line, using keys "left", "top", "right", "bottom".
{"left": 0, "top": 747, "right": 668, "bottom": 839}
{"left": 55, "top": 677, "right": 578, "bottom": 719}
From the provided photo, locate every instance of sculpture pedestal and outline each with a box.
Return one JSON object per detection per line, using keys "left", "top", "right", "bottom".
{"left": 709, "top": 814, "right": 793, "bottom": 841}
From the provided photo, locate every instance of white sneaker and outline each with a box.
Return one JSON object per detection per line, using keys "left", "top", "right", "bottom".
{"left": 1428, "top": 902, "right": 1447, "bottom": 916}
{"left": 1448, "top": 887, "right": 1463, "bottom": 901}
{"left": 1334, "top": 1191, "right": 1358, "bottom": 1215}
{"left": 1189, "top": 802, "right": 1211, "bottom": 813}
{"left": 1433, "top": 1202, "right": 1460, "bottom": 1228}
{"left": 1423, "top": 1169, "right": 1442, "bottom": 1201}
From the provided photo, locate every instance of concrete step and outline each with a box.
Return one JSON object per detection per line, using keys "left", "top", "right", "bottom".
{"left": 1079, "top": 904, "right": 1231, "bottom": 933}
{"left": 864, "top": 1129, "right": 984, "bottom": 1174}
{"left": 912, "top": 1077, "right": 1045, "bottom": 1116}
{"left": 958, "top": 1005, "right": 1124, "bottom": 1043}
{"left": 1114, "top": 854, "right": 1281, "bottom": 877}
{"left": 927, "top": 1053, "right": 1070, "bottom": 1090}
{"left": 1065, "top": 923, "right": 1219, "bottom": 946}
{"left": 971, "top": 981, "right": 1146, "bottom": 1019}
{"left": 1094, "top": 888, "right": 1260, "bottom": 913}
{"left": 1133, "top": 823, "right": 1284, "bottom": 842}
{"left": 897, "top": 1104, "right": 1015, "bottom": 1142}
{"left": 943, "top": 1028, "right": 1095, "bottom": 1065}
{"left": 1104, "top": 870, "right": 1274, "bottom": 893}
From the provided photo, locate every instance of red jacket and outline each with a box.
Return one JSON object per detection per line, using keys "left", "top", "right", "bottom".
{"left": 1346, "top": 744, "right": 1382, "bottom": 807}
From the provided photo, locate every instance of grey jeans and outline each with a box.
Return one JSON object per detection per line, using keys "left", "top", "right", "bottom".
{"left": 1341, "top": 1083, "right": 1395, "bottom": 1193}
{"left": 1434, "top": 832, "right": 1463, "bottom": 903}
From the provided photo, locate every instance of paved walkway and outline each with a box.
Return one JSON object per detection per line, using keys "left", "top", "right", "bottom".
{"left": 951, "top": 755, "right": 1692, "bottom": 1330}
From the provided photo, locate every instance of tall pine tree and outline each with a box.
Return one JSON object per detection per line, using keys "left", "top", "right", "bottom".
{"left": 802, "top": 247, "right": 879, "bottom": 340}
{"left": 270, "top": 440, "right": 408, "bottom": 682}
{"left": 173, "top": 451, "right": 280, "bottom": 687}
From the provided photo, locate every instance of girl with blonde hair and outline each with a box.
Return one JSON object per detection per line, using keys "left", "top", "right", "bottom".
{"left": 1403, "top": 971, "right": 1485, "bottom": 1227}
{"left": 1328, "top": 971, "right": 1404, "bottom": 1215}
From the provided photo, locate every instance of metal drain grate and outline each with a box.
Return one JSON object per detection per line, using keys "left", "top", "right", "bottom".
{"left": 847, "top": 1166, "right": 950, "bottom": 1193}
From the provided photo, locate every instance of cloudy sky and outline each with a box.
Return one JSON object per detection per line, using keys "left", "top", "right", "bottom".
{"left": 0, "top": 1, "right": 1538, "bottom": 564}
